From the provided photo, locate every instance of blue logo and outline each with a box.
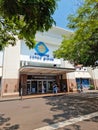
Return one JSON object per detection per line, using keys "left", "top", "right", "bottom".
{"left": 34, "top": 42, "right": 49, "bottom": 56}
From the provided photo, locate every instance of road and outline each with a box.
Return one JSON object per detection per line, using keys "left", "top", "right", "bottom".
{"left": 0, "top": 92, "right": 98, "bottom": 130}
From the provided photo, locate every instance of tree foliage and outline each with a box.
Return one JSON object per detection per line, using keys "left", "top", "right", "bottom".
{"left": 0, "top": 0, "right": 58, "bottom": 50}
{"left": 54, "top": 0, "right": 98, "bottom": 66}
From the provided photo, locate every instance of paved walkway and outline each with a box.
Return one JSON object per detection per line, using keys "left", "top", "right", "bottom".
{"left": 0, "top": 93, "right": 66, "bottom": 102}
{"left": 0, "top": 90, "right": 98, "bottom": 102}
{"left": 34, "top": 112, "right": 98, "bottom": 130}
{"left": 0, "top": 91, "right": 98, "bottom": 130}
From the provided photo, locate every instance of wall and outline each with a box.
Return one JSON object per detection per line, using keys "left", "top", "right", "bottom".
{"left": 20, "top": 41, "right": 61, "bottom": 67}
{"left": 66, "top": 72, "right": 77, "bottom": 92}
{"left": 20, "top": 27, "right": 73, "bottom": 68}
{"left": 60, "top": 59, "right": 74, "bottom": 68}
{"left": 2, "top": 39, "right": 20, "bottom": 96}
{"left": 35, "top": 26, "right": 72, "bottom": 46}
{"left": 0, "top": 67, "right": 2, "bottom": 77}
{"left": 0, "top": 51, "right": 3, "bottom": 66}
{"left": 1, "top": 26, "right": 74, "bottom": 96}
{"left": 92, "top": 68, "right": 98, "bottom": 89}
{"left": 87, "top": 67, "right": 98, "bottom": 89}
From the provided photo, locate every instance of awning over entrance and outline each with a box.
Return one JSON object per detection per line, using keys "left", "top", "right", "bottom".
{"left": 19, "top": 66, "right": 75, "bottom": 75}
{"left": 75, "top": 72, "right": 91, "bottom": 78}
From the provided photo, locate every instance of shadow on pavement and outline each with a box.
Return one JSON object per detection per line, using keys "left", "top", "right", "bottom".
{"left": 84, "top": 116, "right": 98, "bottom": 122}
{"left": 0, "top": 114, "right": 20, "bottom": 130}
{"left": 58, "top": 116, "right": 98, "bottom": 130}
{"left": 43, "top": 93, "right": 98, "bottom": 125}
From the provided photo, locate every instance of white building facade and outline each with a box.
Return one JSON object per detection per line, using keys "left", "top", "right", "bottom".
{"left": 0, "top": 26, "right": 98, "bottom": 97}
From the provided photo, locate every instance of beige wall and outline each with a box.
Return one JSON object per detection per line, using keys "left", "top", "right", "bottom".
{"left": 0, "top": 67, "right": 2, "bottom": 77}
{"left": 2, "top": 39, "right": 20, "bottom": 95}
{"left": 93, "top": 68, "right": 98, "bottom": 78}
{"left": 2, "top": 79, "right": 19, "bottom": 94}
{"left": 0, "top": 51, "right": 3, "bottom": 66}
{"left": 35, "top": 26, "right": 72, "bottom": 46}
{"left": 60, "top": 59, "right": 74, "bottom": 68}
{"left": 2, "top": 40, "right": 20, "bottom": 78}
{"left": 92, "top": 69, "right": 98, "bottom": 89}
{"left": 87, "top": 67, "right": 98, "bottom": 89}
{"left": 93, "top": 79, "right": 98, "bottom": 90}
{"left": 66, "top": 72, "right": 77, "bottom": 92}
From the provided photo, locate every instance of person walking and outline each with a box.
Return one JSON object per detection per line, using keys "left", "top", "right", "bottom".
{"left": 42, "top": 85, "right": 45, "bottom": 93}
{"left": 53, "top": 83, "right": 58, "bottom": 93}
{"left": 80, "top": 83, "right": 83, "bottom": 92}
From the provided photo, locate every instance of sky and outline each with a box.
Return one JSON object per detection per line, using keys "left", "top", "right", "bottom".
{"left": 53, "top": 0, "right": 79, "bottom": 30}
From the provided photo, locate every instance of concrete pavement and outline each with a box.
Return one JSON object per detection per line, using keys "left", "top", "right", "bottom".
{"left": 0, "top": 92, "right": 66, "bottom": 102}
{"left": 0, "top": 92, "right": 98, "bottom": 130}
{"left": 0, "top": 90, "right": 98, "bottom": 102}
{"left": 34, "top": 112, "right": 98, "bottom": 130}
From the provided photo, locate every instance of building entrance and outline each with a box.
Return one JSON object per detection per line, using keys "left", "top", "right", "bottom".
{"left": 26, "top": 75, "right": 55, "bottom": 95}
{"left": 27, "top": 80, "right": 37, "bottom": 94}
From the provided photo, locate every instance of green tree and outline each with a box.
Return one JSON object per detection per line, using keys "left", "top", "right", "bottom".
{"left": 0, "top": 0, "right": 59, "bottom": 50}
{"left": 54, "top": 0, "right": 98, "bottom": 66}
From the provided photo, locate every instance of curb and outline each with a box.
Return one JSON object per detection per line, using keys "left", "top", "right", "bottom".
{"left": 0, "top": 91, "right": 98, "bottom": 102}
{"left": 0, "top": 93, "right": 66, "bottom": 102}
{"left": 0, "top": 97, "right": 21, "bottom": 102}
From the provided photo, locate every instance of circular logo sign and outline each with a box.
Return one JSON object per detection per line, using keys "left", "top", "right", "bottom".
{"left": 34, "top": 42, "right": 49, "bottom": 56}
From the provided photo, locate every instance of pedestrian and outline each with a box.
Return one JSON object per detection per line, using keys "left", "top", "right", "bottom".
{"left": 53, "top": 83, "right": 58, "bottom": 93}
{"left": 63, "top": 84, "right": 66, "bottom": 92}
{"left": 53, "top": 83, "right": 55, "bottom": 93}
{"left": 42, "top": 85, "right": 45, "bottom": 93}
{"left": 80, "top": 83, "right": 83, "bottom": 92}
{"left": 55, "top": 84, "right": 58, "bottom": 93}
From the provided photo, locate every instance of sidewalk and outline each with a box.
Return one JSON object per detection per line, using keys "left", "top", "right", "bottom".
{"left": 0, "top": 95, "right": 21, "bottom": 102}
{"left": 34, "top": 112, "right": 98, "bottom": 130}
{"left": 83, "top": 89, "right": 98, "bottom": 93}
{"left": 0, "top": 92, "right": 66, "bottom": 102}
{"left": 0, "top": 91, "right": 98, "bottom": 130}
{"left": 0, "top": 90, "right": 98, "bottom": 102}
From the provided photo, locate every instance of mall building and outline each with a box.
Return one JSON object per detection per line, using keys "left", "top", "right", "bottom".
{"left": 0, "top": 26, "right": 98, "bottom": 97}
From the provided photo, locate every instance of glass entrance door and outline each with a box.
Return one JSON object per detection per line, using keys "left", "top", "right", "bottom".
{"left": 27, "top": 80, "right": 31, "bottom": 94}
{"left": 31, "top": 81, "right": 37, "bottom": 93}
{"left": 27, "top": 78, "right": 56, "bottom": 94}
{"left": 37, "top": 80, "right": 48, "bottom": 93}
{"left": 48, "top": 81, "right": 53, "bottom": 93}
{"left": 37, "top": 80, "right": 55, "bottom": 93}
{"left": 37, "top": 81, "right": 42, "bottom": 93}
{"left": 43, "top": 81, "right": 47, "bottom": 93}
{"left": 27, "top": 80, "right": 37, "bottom": 94}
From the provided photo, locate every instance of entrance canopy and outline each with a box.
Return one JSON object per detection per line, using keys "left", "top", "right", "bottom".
{"left": 19, "top": 65, "right": 75, "bottom": 75}
{"left": 75, "top": 72, "right": 91, "bottom": 78}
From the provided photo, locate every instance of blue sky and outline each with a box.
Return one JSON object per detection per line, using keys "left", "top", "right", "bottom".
{"left": 53, "top": 0, "right": 79, "bottom": 30}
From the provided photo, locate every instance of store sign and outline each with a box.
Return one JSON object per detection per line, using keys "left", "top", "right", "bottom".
{"left": 30, "top": 54, "right": 54, "bottom": 61}
{"left": 30, "top": 41, "right": 55, "bottom": 62}
{"left": 20, "top": 41, "right": 61, "bottom": 65}
{"left": 34, "top": 42, "right": 49, "bottom": 56}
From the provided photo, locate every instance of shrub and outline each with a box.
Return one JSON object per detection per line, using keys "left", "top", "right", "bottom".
{"left": 89, "top": 85, "right": 95, "bottom": 90}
